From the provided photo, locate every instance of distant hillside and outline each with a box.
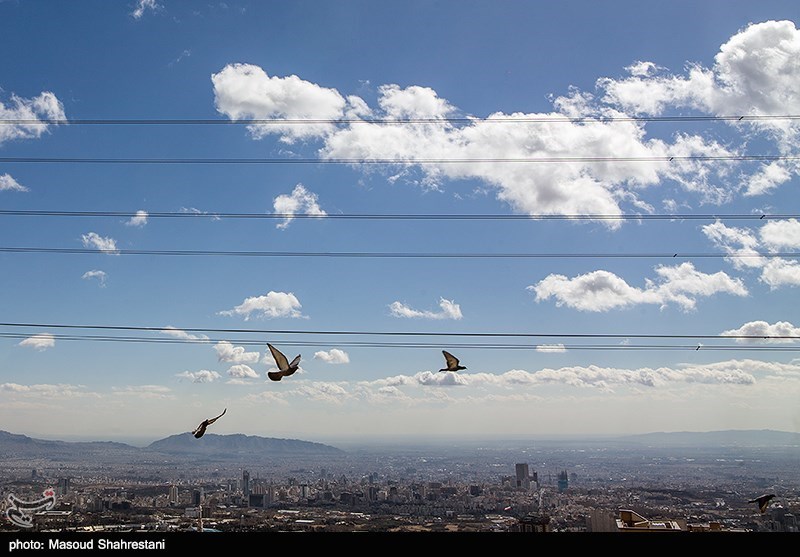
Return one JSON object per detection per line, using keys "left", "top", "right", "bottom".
{"left": 0, "top": 430, "right": 139, "bottom": 460}
{"left": 145, "top": 433, "right": 345, "bottom": 458}
{"left": 0, "top": 430, "right": 344, "bottom": 463}
{"left": 619, "top": 429, "right": 800, "bottom": 447}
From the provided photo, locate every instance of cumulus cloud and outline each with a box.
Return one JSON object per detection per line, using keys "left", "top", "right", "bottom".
{"left": 125, "top": 210, "right": 148, "bottom": 227}
{"left": 0, "top": 90, "right": 66, "bottom": 145}
{"left": 214, "top": 341, "right": 260, "bottom": 364}
{"left": 219, "top": 291, "right": 305, "bottom": 320}
{"left": 131, "top": 0, "right": 160, "bottom": 19}
{"left": 81, "top": 232, "right": 119, "bottom": 254}
{"left": 721, "top": 320, "right": 800, "bottom": 344}
{"left": 81, "top": 269, "right": 107, "bottom": 287}
{"left": 227, "top": 364, "right": 259, "bottom": 379}
{"left": 0, "top": 174, "right": 28, "bottom": 192}
{"left": 211, "top": 63, "right": 351, "bottom": 140}
{"left": 530, "top": 262, "right": 747, "bottom": 312}
{"left": 389, "top": 297, "right": 463, "bottom": 319}
{"left": 314, "top": 349, "right": 350, "bottom": 364}
{"left": 18, "top": 333, "right": 55, "bottom": 351}
{"left": 703, "top": 220, "right": 800, "bottom": 288}
{"left": 160, "top": 326, "right": 209, "bottom": 342}
{"left": 363, "top": 361, "right": 759, "bottom": 393}
{"left": 176, "top": 370, "right": 221, "bottom": 383}
{"left": 292, "top": 382, "right": 350, "bottom": 404}
{"left": 760, "top": 219, "right": 800, "bottom": 250}
{"left": 273, "top": 184, "right": 327, "bottom": 229}
{"left": 211, "top": 22, "right": 800, "bottom": 225}
{"left": 367, "top": 371, "right": 469, "bottom": 388}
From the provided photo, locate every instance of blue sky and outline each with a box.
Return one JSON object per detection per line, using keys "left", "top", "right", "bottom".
{"left": 1, "top": 0, "right": 799, "bottom": 445}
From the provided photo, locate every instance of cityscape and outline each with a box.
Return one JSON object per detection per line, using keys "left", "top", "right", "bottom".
{"left": 2, "top": 430, "right": 798, "bottom": 534}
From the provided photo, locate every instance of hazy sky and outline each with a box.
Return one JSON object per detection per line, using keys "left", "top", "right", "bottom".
{"left": 1, "top": 0, "right": 799, "bottom": 445}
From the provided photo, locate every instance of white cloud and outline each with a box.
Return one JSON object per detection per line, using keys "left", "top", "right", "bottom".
{"left": 179, "top": 206, "right": 220, "bottom": 220}
{"left": 125, "top": 210, "right": 148, "bottom": 227}
{"left": 362, "top": 360, "right": 763, "bottom": 393}
{"left": 760, "top": 219, "right": 800, "bottom": 250}
{"left": 721, "top": 320, "right": 800, "bottom": 344}
{"left": 745, "top": 161, "right": 793, "bottom": 196}
{"left": 131, "top": 0, "right": 160, "bottom": 19}
{"left": 0, "top": 383, "right": 99, "bottom": 399}
{"left": 81, "top": 232, "right": 119, "bottom": 254}
{"left": 0, "top": 174, "right": 28, "bottom": 192}
{"left": 160, "top": 326, "right": 209, "bottom": 342}
{"left": 219, "top": 291, "right": 305, "bottom": 320}
{"left": 176, "top": 370, "right": 221, "bottom": 383}
{"left": 292, "top": 382, "right": 350, "bottom": 404}
{"left": 530, "top": 262, "right": 747, "bottom": 312}
{"left": 389, "top": 297, "right": 463, "bottom": 320}
{"left": 599, "top": 21, "right": 800, "bottom": 124}
{"left": 211, "top": 63, "right": 349, "bottom": 141}
{"left": 314, "top": 349, "right": 350, "bottom": 364}
{"left": 214, "top": 341, "right": 260, "bottom": 364}
{"left": 273, "top": 184, "right": 327, "bottom": 229}
{"left": 214, "top": 22, "right": 800, "bottom": 224}
{"left": 0, "top": 90, "right": 66, "bottom": 145}
{"left": 227, "top": 364, "right": 259, "bottom": 379}
{"left": 81, "top": 270, "right": 107, "bottom": 287}
{"left": 18, "top": 333, "right": 55, "bottom": 351}
{"left": 536, "top": 344, "right": 567, "bottom": 353}
{"left": 703, "top": 220, "right": 800, "bottom": 288}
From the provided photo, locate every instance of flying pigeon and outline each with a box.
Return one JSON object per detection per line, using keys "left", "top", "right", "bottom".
{"left": 191, "top": 408, "right": 226, "bottom": 439}
{"left": 267, "top": 343, "right": 301, "bottom": 381}
{"left": 748, "top": 493, "right": 776, "bottom": 514}
{"left": 439, "top": 350, "right": 466, "bottom": 372}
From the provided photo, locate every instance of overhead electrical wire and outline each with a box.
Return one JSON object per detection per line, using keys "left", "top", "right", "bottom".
{"left": 2, "top": 322, "right": 798, "bottom": 341}
{"left": 1, "top": 155, "right": 798, "bottom": 165}
{"left": 0, "top": 247, "right": 796, "bottom": 259}
{"left": 0, "top": 210, "right": 796, "bottom": 221}
{"left": 2, "top": 114, "right": 800, "bottom": 125}
{"left": 1, "top": 331, "right": 797, "bottom": 351}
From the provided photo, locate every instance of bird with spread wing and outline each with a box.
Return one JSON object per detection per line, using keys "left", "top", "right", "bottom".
{"left": 191, "top": 408, "right": 226, "bottom": 439}
{"left": 749, "top": 493, "right": 776, "bottom": 514}
{"left": 267, "top": 343, "right": 301, "bottom": 381}
{"left": 439, "top": 350, "right": 467, "bottom": 372}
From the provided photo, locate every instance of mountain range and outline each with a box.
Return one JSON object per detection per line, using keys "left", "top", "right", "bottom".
{"left": 0, "top": 430, "right": 344, "bottom": 462}
{"left": 1, "top": 429, "right": 797, "bottom": 463}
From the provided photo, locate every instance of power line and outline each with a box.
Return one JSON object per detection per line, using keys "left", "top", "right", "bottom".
{"left": 2, "top": 114, "right": 799, "bottom": 125}
{"left": 0, "top": 210, "right": 795, "bottom": 221}
{"left": 1, "top": 155, "right": 797, "bottom": 165}
{"left": 3, "top": 331, "right": 797, "bottom": 351}
{"left": 0, "top": 247, "right": 796, "bottom": 259}
{"left": 3, "top": 322, "right": 798, "bottom": 341}
{"left": 0, "top": 246, "right": 796, "bottom": 259}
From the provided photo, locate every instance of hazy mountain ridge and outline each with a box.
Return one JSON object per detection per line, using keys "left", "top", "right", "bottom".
{"left": 1, "top": 430, "right": 797, "bottom": 463}
{"left": 0, "top": 431, "right": 139, "bottom": 459}
{"left": 0, "top": 430, "right": 344, "bottom": 461}
{"left": 617, "top": 429, "right": 800, "bottom": 447}
{"left": 145, "top": 433, "right": 345, "bottom": 457}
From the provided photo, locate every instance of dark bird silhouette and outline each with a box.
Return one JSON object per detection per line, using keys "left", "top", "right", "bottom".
{"left": 439, "top": 350, "right": 466, "bottom": 372}
{"left": 267, "top": 343, "right": 301, "bottom": 381}
{"left": 748, "top": 493, "right": 776, "bottom": 514}
{"left": 191, "top": 408, "right": 226, "bottom": 439}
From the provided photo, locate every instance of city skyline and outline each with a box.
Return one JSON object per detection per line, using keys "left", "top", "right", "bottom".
{"left": 1, "top": 1, "right": 800, "bottom": 442}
